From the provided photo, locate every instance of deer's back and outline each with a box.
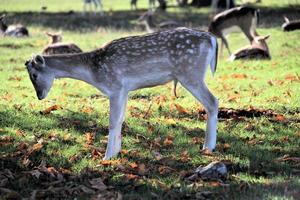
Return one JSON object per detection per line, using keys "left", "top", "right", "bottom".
{"left": 97, "top": 28, "right": 214, "bottom": 67}
{"left": 43, "top": 43, "right": 82, "bottom": 55}
{"left": 210, "top": 6, "right": 257, "bottom": 32}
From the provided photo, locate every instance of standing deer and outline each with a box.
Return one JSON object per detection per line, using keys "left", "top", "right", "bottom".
{"left": 42, "top": 32, "right": 83, "bottom": 55}
{"left": 149, "top": 0, "right": 156, "bottom": 10}
{"left": 25, "top": 28, "right": 219, "bottom": 160}
{"left": 131, "top": 0, "right": 138, "bottom": 10}
{"left": 211, "top": 0, "right": 235, "bottom": 14}
{"left": 83, "top": 0, "right": 103, "bottom": 14}
{"left": 208, "top": 6, "right": 259, "bottom": 55}
{"left": 230, "top": 35, "right": 271, "bottom": 60}
{"left": 0, "top": 15, "right": 29, "bottom": 37}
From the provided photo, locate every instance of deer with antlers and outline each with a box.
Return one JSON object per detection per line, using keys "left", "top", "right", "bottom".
{"left": 25, "top": 28, "right": 219, "bottom": 160}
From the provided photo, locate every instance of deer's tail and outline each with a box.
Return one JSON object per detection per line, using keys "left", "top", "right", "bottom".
{"left": 210, "top": 36, "right": 218, "bottom": 77}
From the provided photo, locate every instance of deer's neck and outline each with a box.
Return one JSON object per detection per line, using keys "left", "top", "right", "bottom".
{"left": 44, "top": 52, "right": 96, "bottom": 84}
{"left": 145, "top": 16, "right": 157, "bottom": 32}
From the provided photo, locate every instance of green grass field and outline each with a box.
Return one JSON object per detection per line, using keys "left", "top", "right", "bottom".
{"left": 0, "top": 0, "right": 300, "bottom": 199}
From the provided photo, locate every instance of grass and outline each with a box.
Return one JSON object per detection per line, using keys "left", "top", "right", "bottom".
{"left": 0, "top": 0, "right": 300, "bottom": 199}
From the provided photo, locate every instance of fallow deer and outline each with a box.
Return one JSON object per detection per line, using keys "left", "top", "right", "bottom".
{"left": 282, "top": 16, "right": 300, "bottom": 32}
{"left": 25, "top": 28, "right": 219, "bottom": 160}
{"left": 83, "top": 0, "right": 103, "bottom": 14}
{"left": 211, "top": 0, "right": 235, "bottom": 14}
{"left": 0, "top": 15, "right": 29, "bottom": 37}
{"left": 149, "top": 0, "right": 156, "bottom": 10}
{"left": 131, "top": 0, "right": 138, "bottom": 10}
{"left": 137, "top": 11, "right": 181, "bottom": 33}
{"left": 42, "top": 32, "right": 83, "bottom": 55}
{"left": 230, "top": 35, "right": 271, "bottom": 60}
{"left": 208, "top": 6, "right": 259, "bottom": 55}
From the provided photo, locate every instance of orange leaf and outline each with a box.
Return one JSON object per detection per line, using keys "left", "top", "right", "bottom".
{"left": 125, "top": 174, "right": 138, "bottom": 180}
{"left": 209, "top": 181, "right": 221, "bottom": 187}
{"left": 223, "top": 143, "right": 231, "bottom": 150}
{"left": 163, "top": 136, "right": 174, "bottom": 146}
{"left": 129, "top": 162, "right": 138, "bottom": 169}
{"left": 33, "top": 143, "right": 43, "bottom": 151}
{"left": 174, "top": 103, "right": 189, "bottom": 114}
{"left": 231, "top": 73, "right": 247, "bottom": 79}
{"left": 85, "top": 132, "right": 95, "bottom": 145}
{"left": 41, "top": 105, "right": 62, "bottom": 114}
{"left": 100, "top": 159, "right": 121, "bottom": 166}
{"left": 275, "top": 115, "right": 285, "bottom": 121}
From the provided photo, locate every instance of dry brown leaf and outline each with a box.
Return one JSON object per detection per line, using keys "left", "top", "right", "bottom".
{"left": 85, "top": 132, "right": 95, "bottom": 145}
{"left": 275, "top": 114, "right": 286, "bottom": 121}
{"left": 231, "top": 73, "right": 248, "bottom": 79}
{"left": 174, "top": 103, "right": 189, "bottom": 114}
{"left": 223, "top": 143, "right": 231, "bottom": 150}
{"left": 180, "top": 150, "right": 191, "bottom": 162}
{"left": 129, "top": 162, "right": 138, "bottom": 169}
{"left": 41, "top": 105, "right": 62, "bottom": 114}
{"left": 192, "top": 137, "right": 201, "bottom": 144}
{"left": 163, "top": 136, "right": 174, "bottom": 146}
{"left": 125, "top": 173, "right": 138, "bottom": 180}
{"left": 100, "top": 159, "right": 122, "bottom": 166}
{"left": 158, "top": 166, "right": 175, "bottom": 175}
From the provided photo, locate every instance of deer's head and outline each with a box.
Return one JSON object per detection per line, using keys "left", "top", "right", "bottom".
{"left": 25, "top": 55, "right": 55, "bottom": 100}
{"left": 46, "top": 31, "right": 62, "bottom": 44}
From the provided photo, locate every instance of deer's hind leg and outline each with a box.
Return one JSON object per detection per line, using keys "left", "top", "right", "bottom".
{"left": 176, "top": 62, "right": 218, "bottom": 152}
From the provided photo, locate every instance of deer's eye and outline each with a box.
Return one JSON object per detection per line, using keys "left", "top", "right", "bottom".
{"left": 32, "top": 74, "right": 38, "bottom": 80}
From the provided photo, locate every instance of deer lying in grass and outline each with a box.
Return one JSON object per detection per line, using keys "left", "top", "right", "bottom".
{"left": 282, "top": 16, "right": 300, "bottom": 32}
{"left": 42, "top": 32, "right": 83, "bottom": 55}
{"left": 230, "top": 35, "right": 270, "bottom": 61}
{"left": 0, "top": 15, "right": 29, "bottom": 37}
{"left": 25, "top": 28, "right": 219, "bottom": 160}
{"left": 137, "top": 11, "right": 181, "bottom": 33}
{"left": 208, "top": 6, "right": 259, "bottom": 55}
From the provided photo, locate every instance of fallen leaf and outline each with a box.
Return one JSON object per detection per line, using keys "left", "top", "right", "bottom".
{"left": 275, "top": 114, "right": 285, "bottom": 121}
{"left": 40, "top": 105, "right": 62, "bottom": 114}
{"left": 163, "top": 136, "right": 173, "bottom": 146}
{"left": 231, "top": 73, "right": 247, "bottom": 79}
{"left": 174, "top": 103, "right": 189, "bottom": 114}
{"left": 85, "top": 132, "right": 95, "bottom": 145}
{"left": 129, "top": 162, "right": 138, "bottom": 169}
{"left": 180, "top": 150, "right": 191, "bottom": 162}
{"left": 158, "top": 166, "right": 175, "bottom": 175}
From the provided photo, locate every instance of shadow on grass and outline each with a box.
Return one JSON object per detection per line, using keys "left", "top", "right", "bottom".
{"left": 1, "top": 6, "right": 300, "bottom": 32}
{"left": 0, "top": 107, "right": 299, "bottom": 199}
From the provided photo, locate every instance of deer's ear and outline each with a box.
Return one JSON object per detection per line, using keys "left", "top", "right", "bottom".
{"left": 46, "top": 32, "right": 53, "bottom": 37}
{"left": 284, "top": 16, "right": 289, "bottom": 23}
{"left": 0, "top": 14, "right": 5, "bottom": 20}
{"left": 34, "top": 55, "right": 45, "bottom": 67}
{"left": 263, "top": 35, "right": 270, "bottom": 40}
